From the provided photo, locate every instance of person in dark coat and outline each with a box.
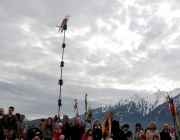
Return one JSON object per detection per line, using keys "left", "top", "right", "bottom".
{"left": 0, "top": 106, "right": 17, "bottom": 140}
{"left": 0, "top": 108, "right": 4, "bottom": 140}
{"left": 160, "top": 123, "right": 171, "bottom": 140}
{"left": 62, "top": 115, "right": 71, "bottom": 140}
{"left": 120, "top": 124, "right": 133, "bottom": 140}
{"left": 109, "top": 112, "right": 120, "bottom": 140}
{"left": 93, "top": 120, "right": 102, "bottom": 140}
{"left": 70, "top": 117, "right": 84, "bottom": 140}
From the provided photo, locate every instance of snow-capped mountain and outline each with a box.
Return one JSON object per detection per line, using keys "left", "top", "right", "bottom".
{"left": 81, "top": 88, "right": 180, "bottom": 130}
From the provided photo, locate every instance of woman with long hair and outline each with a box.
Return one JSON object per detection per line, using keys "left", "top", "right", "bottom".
{"left": 42, "top": 117, "right": 54, "bottom": 140}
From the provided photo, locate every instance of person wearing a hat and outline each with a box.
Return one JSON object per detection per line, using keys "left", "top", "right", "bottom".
{"left": 140, "top": 134, "right": 146, "bottom": 140}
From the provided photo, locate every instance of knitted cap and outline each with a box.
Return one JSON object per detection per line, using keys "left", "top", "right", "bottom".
{"left": 141, "top": 134, "right": 146, "bottom": 139}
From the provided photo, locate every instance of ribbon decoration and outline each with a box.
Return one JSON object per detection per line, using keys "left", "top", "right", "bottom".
{"left": 165, "top": 94, "right": 180, "bottom": 140}
{"left": 74, "top": 99, "right": 79, "bottom": 117}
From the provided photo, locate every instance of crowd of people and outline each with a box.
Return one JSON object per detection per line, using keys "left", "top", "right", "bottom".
{"left": 0, "top": 107, "right": 178, "bottom": 140}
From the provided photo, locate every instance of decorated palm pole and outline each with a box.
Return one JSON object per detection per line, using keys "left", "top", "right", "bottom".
{"left": 56, "top": 15, "right": 70, "bottom": 117}
{"left": 165, "top": 94, "right": 180, "bottom": 140}
{"left": 85, "top": 93, "right": 93, "bottom": 132}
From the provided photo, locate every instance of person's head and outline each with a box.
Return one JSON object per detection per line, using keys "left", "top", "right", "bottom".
{"left": 17, "top": 133, "right": 21, "bottom": 139}
{"left": 80, "top": 120, "right": 84, "bottom": 126}
{"left": 9, "top": 106, "right": 14, "bottom": 115}
{"left": 163, "top": 123, "right": 169, "bottom": 131}
{"left": 70, "top": 123, "right": 73, "bottom": 128}
{"left": 55, "top": 118, "right": 60, "bottom": 123}
{"left": 149, "top": 121, "right": 156, "bottom": 130}
{"left": 63, "top": 115, "right": 69, "bottom": 123}
{"left": 140, "top": 134, "right": 146, "bottom": 140}
{"left": 9, "top": 129, "right": 14, "bottom": 135}
{"left": 41, "top": 118, "right": 45, "bottom": 123}
{"left": 95, "top": 120, "right": 100, "bottom": 127}
{"left": 109, "top": 112, "right": 114, "bottom": 120}
{"left": 135, "top": 123, "right": 141, "bottom": 131}
{"left": 123, "top": 124, "right": 129, "bottom": 131}
{"left": 87, "top": 129, "right": 93, "bottom": 136}
{"left": 59, "top": 135, "right": 65, "bottom": 140}
{"left": 0, "top": 108, "right": 4, "bottom": 116}
{"left": 45, "top": 117, "right": 53, "bottom": 131}
{"left": 31, "top": 129, "right": 37, "bottom": 137}
{"left": 57, "top": 123, "right": 63, "bottom": 128}
{"left": 20, "top": 115, "right": 25, "bottom": 122}
{"left": 15, "top": 113, "right": 20, "bottom": 121}
{"left": 153, "top": 135, "right": 159, "bottom": 140}
{"left": 74, "top": 117, "right": 79, "bottom": 126}
{"left": 169, "top": 126, "right": 174, "bottom": 133}
{"left": 120, "top": 124, "right": 124, "bottom": 130}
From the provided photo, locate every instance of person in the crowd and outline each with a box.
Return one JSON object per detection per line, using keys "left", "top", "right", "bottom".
{"left": 0, "top": 106, "right": 17, "bottom": 140}
{"left": 7, "top": 129, "right": 15, "bottom": 140}
{"left": 140, "top": 134, "right": 146, "bottom": 140}
{"left": 70, "top": 117, "right": 84, "bottom": 140}
{"left": 70, "top": 123, "right": 73, "bottom": 128}
{"left": 15, "top": 113, "right": 21, "bottom": 122}
{"left": 134, "top": 123, "right": 144, "bottom": 139}
{"left": 79, "top": 120, "right": 85, "bottom": 132}
{"left": 54, "top": 118, "right": 60, "bottom": 128}
{"left": 0, "top": 108, "right": 4, "bottom": 140}
{"left": 153, "top": 135, "right": 159, "bottom": 140}
{"left": 42, "top": 117, "right": 54, "bottom": 140}
{"left": 38, "top": 118, "right": 45, "bottom": 132}
{"left": 118, "top": 124, "right": 124, "bottom": 138}
{"left": 82, "top": 128, "right": 94, "bottom": 140}
{"left": 17, "top": 114, "right": 27, "bottom": 139}
{"left": 146, "top": 121, "right": 160, "bottom": 140}
{"left": 30, "top": 128, "right": 41, "bottom": 140}
{"left": 120, "top": 124, "right": 124, "bottom": 131}
{"left": 120, "top": 124, "right": 133, "bottom": 140}
{"left": 62, "top": 115, "right": 70, "bottom": 140}
{"left": 59, "top": 135, "right": 65, "bottom": 140}
{"left": 109, "top": 112, "right": 120, "bottom": 140}
{"left": 93, "top": 120, "right": 102, "bottom": 140}
{"left": 53, "top": 123, "right": 63, "bottom": 140}
{"left": 160, "top": 123, "right": 171, "bottom": 140}
{"left": 169, "top": 126, "right": 176, "bottom": 140}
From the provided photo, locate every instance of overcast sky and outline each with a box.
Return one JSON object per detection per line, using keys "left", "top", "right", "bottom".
{"left": 0, "top": 0, "right": 180, "bottom": 120}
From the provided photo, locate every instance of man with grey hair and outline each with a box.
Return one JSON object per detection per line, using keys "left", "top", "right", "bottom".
{"left": 0, "top": 108, "right": 4, "bottom": 139}
{"left": 160, "top": 123, "right": 171, "bottom": 140}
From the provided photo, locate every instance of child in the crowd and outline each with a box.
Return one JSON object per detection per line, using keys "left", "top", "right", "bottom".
{"left": 140, "top": 134, "right": 146, "bottom": 140}
{"left": 31, "top": 129, "right": 41, "bottom": 140}
{"left": 82, "top": 129, "right": 94, "bottom": 140}
{"left": 120, "top": 124, "right": 133, "bottom": 140}
{"left": 153, "top": 135, "right": 159, "bottom": 140}
{"left": 101, "top": 131, "right": 112, "bottom": 140}
{"left": 7, "top": 129, "right": 15, "bottom": 140}
{"left": 53, "top": 123, "right": 63, "bottom": 140}
{"left": 59, "top": 135, "right": 65, "bottom": 140}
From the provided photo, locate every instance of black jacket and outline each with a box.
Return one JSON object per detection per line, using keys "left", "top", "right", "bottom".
{"left": 71, "top": 125, "right": 84, "bottom": 140}
{"left": 93, "top": 127, "right": 102, "bottom": 140}
{"left": 160, "top": 130, "right": 171, "bottom": 140}
{"left": 111, "top": 120, "right": 120, "bottom": 140}
{"left": 62, "top": 122, "right": 70, "bottom": 140}
{"left": 0, "top": 114, "right": 17, "bottom": 131}
{"left": 120, "top": 131, "right": 133, "bottom": 140}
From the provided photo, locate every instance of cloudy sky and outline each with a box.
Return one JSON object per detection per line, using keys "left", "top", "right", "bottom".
{"left": 0, "top": 0, "right": 180, "bottom": 120}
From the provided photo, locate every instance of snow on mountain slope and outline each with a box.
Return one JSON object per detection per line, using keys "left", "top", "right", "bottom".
{"left": 100, "top": 88, "right": 180, "bottom": 116}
